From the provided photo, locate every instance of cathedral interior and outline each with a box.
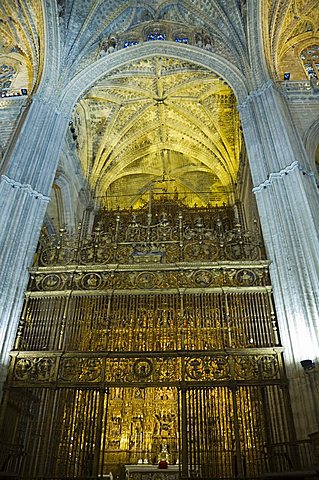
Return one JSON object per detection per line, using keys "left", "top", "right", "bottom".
{"left": 0, "top": 1, "right": 319, "bottom": 479}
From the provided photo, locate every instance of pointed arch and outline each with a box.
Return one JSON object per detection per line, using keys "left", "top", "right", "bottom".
{"left": 59, "top": 42, "right": 248, "bottom": 115}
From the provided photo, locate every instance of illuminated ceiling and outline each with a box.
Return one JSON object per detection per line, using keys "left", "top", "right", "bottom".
{"left": 265, "top": 0, "right": 319, "bottom": 79}
{"left": 1, "top": 1, "right": 318, "bottom": 95}
{"left": 1, "top": 1, "right": 317, "bottom": 213}
{"left": 0, "top": 0, "right": 43, "bottom": 93}
{"left": 73, "top": 57, "right": 241, "bottom": 209}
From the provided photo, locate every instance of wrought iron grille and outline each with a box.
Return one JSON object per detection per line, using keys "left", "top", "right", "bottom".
{"left": 0, "top": 202, "right": 304, "bottom": 479}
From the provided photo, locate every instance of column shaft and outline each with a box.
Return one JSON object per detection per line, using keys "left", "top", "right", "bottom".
{"left": 239, "top": 82, "right": 319, "bottom": 437}
{"left": 0, "top": 96, "right": 68, "bottom": 391}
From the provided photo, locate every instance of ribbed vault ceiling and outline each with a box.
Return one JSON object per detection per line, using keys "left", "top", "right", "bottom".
{"left": 0, "top": 0, "right": 43, "bottom": 92}
{"left": 0, "top": 1, "right": 318, "bottom": 95}
{"left": 265, "top": 0, "right": 319, "bottom": 78}
{"left": 73, "top": 57, "right": 241, "bottom": 209}
{"left": 1, "top": 1, "right": 318, "bottom": 212}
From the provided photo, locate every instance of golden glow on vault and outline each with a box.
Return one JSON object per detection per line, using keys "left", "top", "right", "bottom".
{"left": 73, "top": 57, "right": 242, "bottom": 209}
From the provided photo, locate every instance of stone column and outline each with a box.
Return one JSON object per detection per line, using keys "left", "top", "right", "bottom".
{"left": 0, "top": 94, "right": 69, "bottom": 391}
{"left": 238, "top": 80, "right": 319, "bottom": 438}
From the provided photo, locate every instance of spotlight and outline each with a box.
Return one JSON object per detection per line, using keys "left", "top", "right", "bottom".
{"left": 284, "top": 73, "right": 290, "bottom": 81}
{"left": 300, "top": 359, "right": 315, "bottom": 371}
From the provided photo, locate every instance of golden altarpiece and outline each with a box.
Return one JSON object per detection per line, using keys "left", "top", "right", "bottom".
{"left": 1, "top": 193, "right": 301, "bottom": 479}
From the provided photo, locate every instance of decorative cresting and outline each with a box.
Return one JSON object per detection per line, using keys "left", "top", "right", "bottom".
{"left": 36, "top": 200, "right": 263, "bottom": 269}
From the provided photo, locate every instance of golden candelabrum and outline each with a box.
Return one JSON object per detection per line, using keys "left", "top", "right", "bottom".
{"left": 1, "top": 200, "right": 300, "bottom": 480}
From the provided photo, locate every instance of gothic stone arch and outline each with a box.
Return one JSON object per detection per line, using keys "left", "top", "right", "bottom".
{"left": 58, "top": 42, "right": 249, "bottom": 116}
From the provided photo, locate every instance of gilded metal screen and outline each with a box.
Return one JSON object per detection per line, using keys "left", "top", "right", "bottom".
{"left": 1, "top": 202, "right": 296, "bottom": 479}
{"left": 18, "top": 291, "right": 278, "bottom": 353}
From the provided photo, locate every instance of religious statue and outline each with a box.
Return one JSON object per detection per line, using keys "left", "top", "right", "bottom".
{"left": 158, "top": 442, "right": 169, "bottom": 468}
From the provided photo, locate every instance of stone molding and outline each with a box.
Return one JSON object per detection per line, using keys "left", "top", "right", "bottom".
{"left": 59, "top": 42, "right": 249, "bottom": 112}
{"left": 38, "top": 0, "right": 61, "bottom": 99}
{"left": 1, "top": 175, "right": 51, "bottom": 203}
{"left": 252, "top": 161, "right": 318, "bottom": 193}
{"left": 31, "top": 93, "right": 69, "bottom": 120}
{"left": 237, "top": 80, "right": 276, "bottom": 112}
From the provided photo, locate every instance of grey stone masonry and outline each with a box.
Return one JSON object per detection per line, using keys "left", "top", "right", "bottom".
{"left": 0, "top": 97, "right": 29, "bottom": 163}
{"left": 238, "top": 81, "right": 319, "bottom": 438}
{"left": 0, "top": 95, "right": 68, "bottom": 391}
